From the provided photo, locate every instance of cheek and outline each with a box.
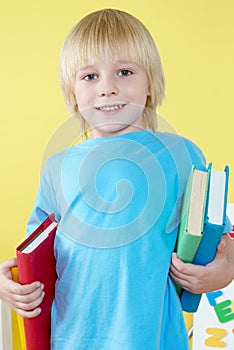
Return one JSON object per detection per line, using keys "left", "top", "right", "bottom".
{"left": 126, "top": 79, "right": 149, "bottom": 102}
{"left": 74, "top": 88, "right": 89, "bottom": 111}
{"left": 131, "top": 88, "right": 149, "bottom": 106}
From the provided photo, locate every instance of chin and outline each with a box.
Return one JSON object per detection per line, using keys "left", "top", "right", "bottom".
{"left": 91, "top": 123, "right": 142, "bottom": 138}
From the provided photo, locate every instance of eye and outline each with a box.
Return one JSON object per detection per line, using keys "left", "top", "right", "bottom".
{"left": 117, "top": 69, "right": 133, "bottom": 77}
{"left": 83, "top": 73, "right": 98, "bottom": 81}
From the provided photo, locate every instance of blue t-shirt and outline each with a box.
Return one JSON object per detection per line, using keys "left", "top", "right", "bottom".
{"left": 27, "top": 130, "right": 222, "bottom": 349}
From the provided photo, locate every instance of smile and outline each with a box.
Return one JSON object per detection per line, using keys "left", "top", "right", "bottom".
{"left": 96, "top": 104, "right": 126, "bottom": 112}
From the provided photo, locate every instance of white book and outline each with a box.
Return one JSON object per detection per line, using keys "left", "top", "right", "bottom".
{"left": 207, "top": 169, "right": 226, "bottom": 225}
{"left": 0, "top": 299, "right": 12, "bottom": 350}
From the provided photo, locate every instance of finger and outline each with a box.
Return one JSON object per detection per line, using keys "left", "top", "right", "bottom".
{"left": 0, "top": 258, "right": 17, "bottom": 272}
{"left": 169, "top": 269, "right": 191, "bottom": 292}
{"left": 170, "top": 254, "right": 194, "bottom": 276}
{"left": 169, "top": 265, "right": 189, "bottom": 283}
{"left": 171, "top": 252, "right": 178, "bottom": 262}
{"left": 217, "top": 238, "right": 226, "bottom": 254}
{"left": 210, "top": 238, "right": 227, "bottom": 264}
{"left": 16, "top": 306, "right": 42, "bottom": 319}
{"left": 170, "top": 256, "right": 207, "bottom": 284}
{"left": 14, "top": 284, "right": 44, "bottom": 304}
{"left": 15, "top": 291, "right": 45, "bottom": 313}
{"left": 9, "top": 281, "right": 44, "bottom": 296}
{"left": 18, "top": 282, "right": 44, "bottom": 296}
{"left": 170, "top": 267, "right": 201, "bottom": 293}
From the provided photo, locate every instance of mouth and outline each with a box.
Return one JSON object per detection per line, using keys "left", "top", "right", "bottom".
{"left": 95, "top": 104, "right": 126, "bottom": 112}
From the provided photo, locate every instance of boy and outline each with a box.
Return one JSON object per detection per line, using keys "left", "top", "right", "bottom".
{"left": 0, "top": 9, "right": 234, "bottom": 350}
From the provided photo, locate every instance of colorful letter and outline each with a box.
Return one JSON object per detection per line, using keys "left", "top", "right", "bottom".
{"left": 214, "top": 300, "right": 234, "bottom": 323}
{"left": 205, "top": 328, "right": 226, "bottom": 347}
{"left": 206, "top": 290, "right": 223, "bottom": 306}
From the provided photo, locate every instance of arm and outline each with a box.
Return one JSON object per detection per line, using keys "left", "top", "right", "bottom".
{"left": 0, "top": 157, "right": 59, "bottom": 318}
{"left": 0, "top": 258, "right": 44, "bottom": 318}
{"left": 170, "top": 234, "right": 234, "bottom": 294}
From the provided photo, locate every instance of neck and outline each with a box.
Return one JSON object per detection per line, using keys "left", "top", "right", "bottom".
{"left": 89, "top": 122, "right": 145, "bottom": 139}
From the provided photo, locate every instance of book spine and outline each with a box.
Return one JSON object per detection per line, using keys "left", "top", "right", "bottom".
{"left": 177, "top": 233, "right": 202, "bottom": 263}
{"left": 16, "top": 227, "right": 56, "bottom": 350}
{"left": 17, "top": 251, "right": 35, "bottom": 285}
{"left": 16, "top": 252, "right": 46, "bottom": 350}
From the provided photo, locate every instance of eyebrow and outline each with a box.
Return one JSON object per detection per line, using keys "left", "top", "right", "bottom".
{"left": 78, "top": 61, "right": 138, "bottom": 72}
{"left": 78, "top": 64, "right": 96, "bottom": 72}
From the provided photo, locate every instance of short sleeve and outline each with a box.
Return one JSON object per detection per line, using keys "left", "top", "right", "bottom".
{"left": 223, "top": 215, "right": 233, "bottom": 233}
{"left": 26, "top": 157, "right": 61, "bottom": 236}
{"left": 181, "top": 136, "right": 232, "bottom": 235}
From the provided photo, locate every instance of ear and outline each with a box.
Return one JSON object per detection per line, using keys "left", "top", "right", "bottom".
{"left": 70, "top": 93, "right": 78, "bottom": 112}
{"left": 74, "top": 104, "right": 79, "bottom": 113}
{"left": 147, "top": 84, "right": 151, "bottom": 97}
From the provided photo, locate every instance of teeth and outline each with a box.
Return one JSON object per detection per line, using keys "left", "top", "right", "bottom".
{"left": 98, "top": 105, "right": 124, "bottom": 111}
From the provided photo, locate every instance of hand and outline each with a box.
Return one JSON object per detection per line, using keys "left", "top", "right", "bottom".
{"left": 0, "top": 258, "right": 45, "bottom": 318}
{"left": 169, "top": 236, "right": 234, "bottom": 294}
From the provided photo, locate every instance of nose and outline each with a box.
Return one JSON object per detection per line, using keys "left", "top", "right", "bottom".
{"left": 99, "top": 89, "right": 117, "bottom": 97}
{"left": 98, "top": 77, "right": 119, "bottom": 97}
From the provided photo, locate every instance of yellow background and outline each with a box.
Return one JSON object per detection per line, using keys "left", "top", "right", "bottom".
{"left": 0, "top": 1, "right": 233, "bottom": 349}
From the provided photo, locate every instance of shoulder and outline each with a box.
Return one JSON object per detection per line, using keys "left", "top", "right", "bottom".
{"left": 40, "top": 149, "right": 67, "bottom": 178}
{"left": 41, "top": 144, "right": 85, "bottom": 175}
{"left": 150, "top": 131, "right": 206, "bottom": 170}
{"left": 151, "top": 130, "right": 200, "bottom": 150}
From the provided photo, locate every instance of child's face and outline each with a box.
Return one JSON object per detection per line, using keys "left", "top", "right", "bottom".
{"left": 74, "top": 53, "right": 150, "bottom": 138}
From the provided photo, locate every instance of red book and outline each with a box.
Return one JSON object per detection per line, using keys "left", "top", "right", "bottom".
{"left": 229, "top": 226, "right": 234, "bottom": 241}
{"left": 16, "top": 214, "right": 58, "bottom": 350}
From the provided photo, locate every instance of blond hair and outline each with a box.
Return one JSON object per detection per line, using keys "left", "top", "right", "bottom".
{"left": 59, "top": 9, "right": 165, "bottom": 136}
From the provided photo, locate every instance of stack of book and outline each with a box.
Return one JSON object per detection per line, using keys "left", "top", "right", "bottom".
{"left": 175, "top": 163, "right": 229, "bottom": 312}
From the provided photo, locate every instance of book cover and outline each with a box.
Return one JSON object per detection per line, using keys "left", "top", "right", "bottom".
{"left": 175, "top": 165, "right": 210, "bottom": 294}
{"left": 16, "top": 214, "right": 58, "bottom": 350}
{"left": 181, "top": 166, "right": 229, "bottom": 312}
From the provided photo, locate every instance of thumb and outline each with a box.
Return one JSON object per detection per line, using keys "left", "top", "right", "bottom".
{"left": 0, "top": 258, "right": 17, "bottom": 272}
{"left": 215, "top": 238, "right": 226, "bottom": 260}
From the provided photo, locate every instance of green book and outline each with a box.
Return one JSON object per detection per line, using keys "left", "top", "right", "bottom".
{"left": 175, "top": 165, "right": 210, "bottom": 294}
